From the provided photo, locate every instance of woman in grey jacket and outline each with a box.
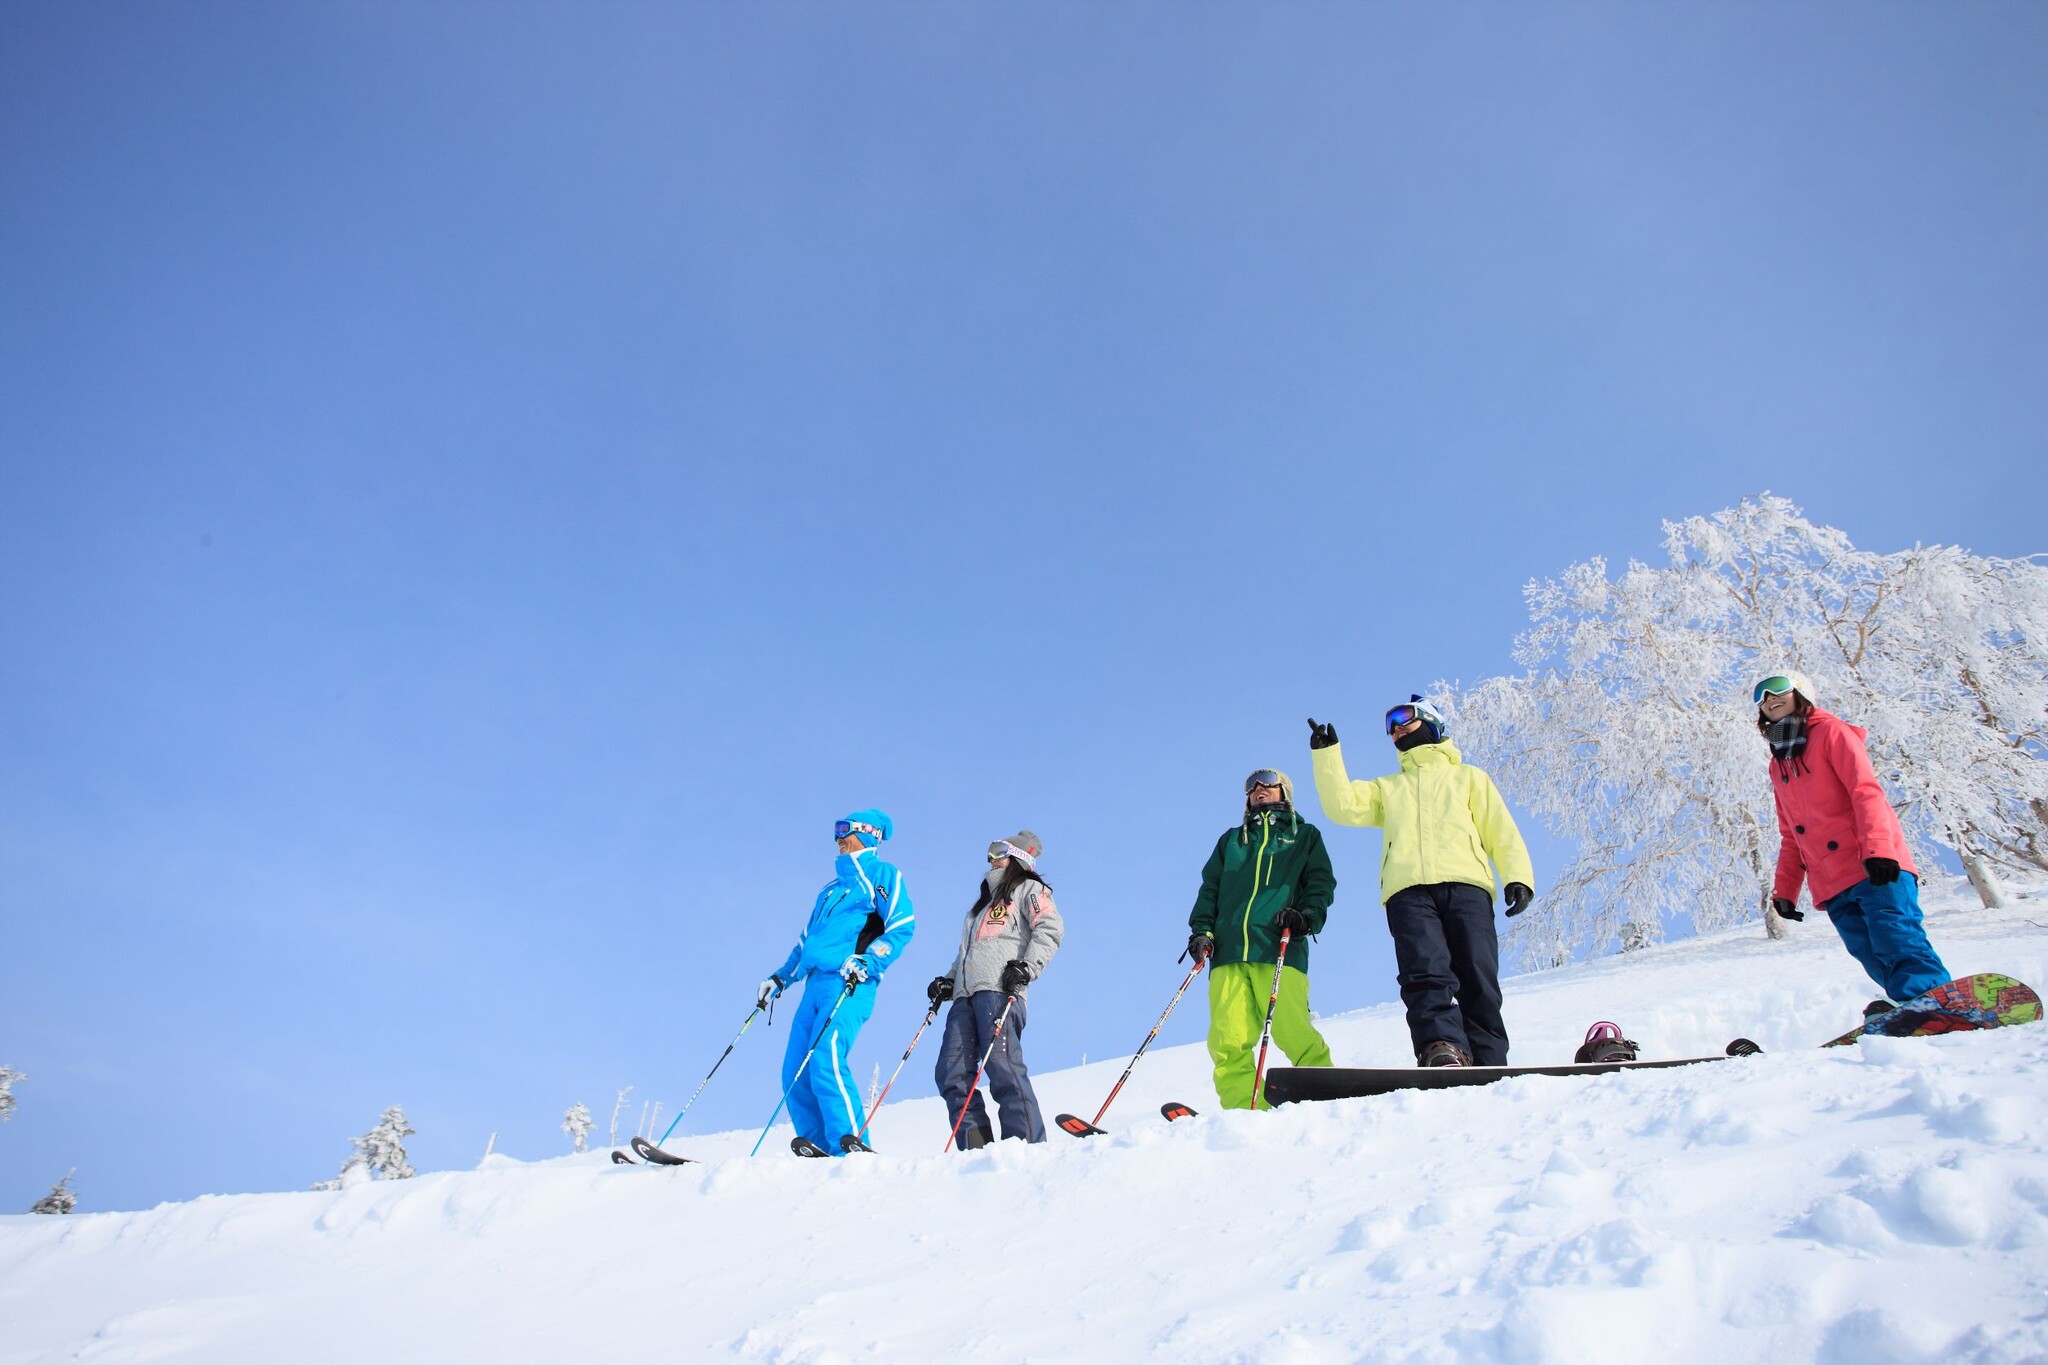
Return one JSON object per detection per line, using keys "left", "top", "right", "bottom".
{"left": 928, "top": 830, "right": 1065, "bottom": 1147}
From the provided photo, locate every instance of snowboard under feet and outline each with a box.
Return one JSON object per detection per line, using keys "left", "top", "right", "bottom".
{"left": 1265, "top": 1044, "right": 1755, "bottom": 1103}
{"left": 1822, "top": 972, "right": 2042, "bottom": 1048}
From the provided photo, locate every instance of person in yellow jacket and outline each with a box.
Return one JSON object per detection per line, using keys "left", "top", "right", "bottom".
{"left": 1308, "top": 697, "right": 1535, "bottom": 1067}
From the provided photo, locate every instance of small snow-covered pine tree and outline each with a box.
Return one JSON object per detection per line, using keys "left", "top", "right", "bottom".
{"left": 1444, "top": 495, "right": 2048, "bottom": 968}
{"left": 0, "top": 1065, "right": 22, "bottom": 1122}
{"left": 314, "top": 1105, "right": 417, "bottom": 1189}
{"left": 562, "top": 1102, "right": 593, "bottom": 1153}
{"left": 31, "top": 1170, "right": 76, "bottom": 1215}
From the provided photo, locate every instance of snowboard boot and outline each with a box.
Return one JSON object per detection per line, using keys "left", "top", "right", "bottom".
{"left": 1418, "top": 1040, "right": 1472, "bottom": 1068}
{"left": 1864, "top": 999, "right": 1896, "bottom": 1019}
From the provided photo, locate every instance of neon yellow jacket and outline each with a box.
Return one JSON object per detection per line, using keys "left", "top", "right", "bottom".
{"left": 1310, "top": 740, "right": 1535, "bottom": 903}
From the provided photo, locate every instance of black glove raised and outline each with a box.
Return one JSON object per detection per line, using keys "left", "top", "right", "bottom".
{"left": 1186, "top": 932, "right": 1216, "bottom": 964}
{"left": 1307, "top": 717, "right": 1339, "bottom": 750}
{"left": 1503, "top": 883, "right": 1533, "bottom": 917}
{"left": 927, "top": 975, "right": 955, "bottom": 1006}
{"left": 1771, "top": 896, "right": 1805, "bottom": 923}
{"left": 1864, "top": 857, "right": 1901, "bottom": 886}
{"left": 999, "top": 960, "right": 1032, "bottom": 994}
{"left": 1273, "top": 906, "right": 1311, "bottom": 935}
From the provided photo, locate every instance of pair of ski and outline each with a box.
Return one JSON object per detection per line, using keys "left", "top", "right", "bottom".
{"left": 1056, "top": 1100, "right": 1197, "bottom": 1138}
{"left": 616, "top": 1131, "right": 879, "bottom": 1165}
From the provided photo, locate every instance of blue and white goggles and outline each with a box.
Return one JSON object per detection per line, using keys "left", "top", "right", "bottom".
{"left": 835, "top": 819, "right": 884, "bottom": 842}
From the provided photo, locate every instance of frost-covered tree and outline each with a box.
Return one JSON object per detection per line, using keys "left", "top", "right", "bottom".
{"left": 0, "top": 1065, "right": 22, "bottom": 1122}
{"left": 562, "top": 1101, "right": 593, "bottom": 1153}
{"left": 31, "top": 1170, "right": 77, "bottom": 1215}
{"left": 1445, "top": 495, "right": 2048, "bottom": 967}
{"left": 314, "top": 1105, "right": 418, "bottom": 1189}
{"left": 609, "top": 1086, "right": 632, "bottom": 1147}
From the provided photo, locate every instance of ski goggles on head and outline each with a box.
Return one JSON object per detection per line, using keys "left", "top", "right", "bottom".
{"left": 1243, "top": 769, "right": 1285, "bottom": 794}
{"left": 1384, "top": 704, "right": 1424, "bottom": 734}
{"left": 1751, "top": 675, "right": 1798, "bottom": 705}
{"left": 987, "top": 840, "right": 1032, "bottom": 863}
{"left": 835, "top": 819, "right": 884, "bottom": 842}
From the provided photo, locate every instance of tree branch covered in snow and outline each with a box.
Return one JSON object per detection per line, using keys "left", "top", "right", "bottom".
{"left": 1442, "top": 495, "right": 2048, "bottom": 968}
{"left": 31, "top": 1170, "right": 77, "bottom": 1215}
{"left": 0, "top": 1065, "right": 21, "bottom": 1122}
{"left": 562, "top": 1102, "right": 593, "bottom": 1153}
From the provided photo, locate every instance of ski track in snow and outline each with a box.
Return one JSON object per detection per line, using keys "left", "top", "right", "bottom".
{"left": 5, "top": 886, "right": 2047, "bottom": 1364}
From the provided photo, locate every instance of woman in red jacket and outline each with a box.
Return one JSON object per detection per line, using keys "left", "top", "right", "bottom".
{"left": 1756, "top": 671, "right": 1949, "bottom": 1006}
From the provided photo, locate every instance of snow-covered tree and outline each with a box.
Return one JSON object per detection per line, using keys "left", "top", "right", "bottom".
{"left": 314, "top": 1105, "right": 417, "bottom": 1189}
{"left": 1444, "top": 495, "right": 2048, "bottom": 968}
{"left": 562, "top": 1101, "right": 593, "bottom": 1153}
{"left": 31, "top": 1170, "right": 76, "bottom": 1215}
{"left": 0, "top": 1065, "right": 21, "bottom": 1122}
{"left": 609, "top": 1086, "right": 632, "bottom": 1147}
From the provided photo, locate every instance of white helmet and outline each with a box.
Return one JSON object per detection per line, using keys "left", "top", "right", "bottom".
{"left": 1751, "top": 669, "right": 1816, "bottom": 707}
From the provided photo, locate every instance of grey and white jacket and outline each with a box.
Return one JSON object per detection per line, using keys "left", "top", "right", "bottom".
{"left": 945, "top": 871, "right": 1064, "bottom": 997}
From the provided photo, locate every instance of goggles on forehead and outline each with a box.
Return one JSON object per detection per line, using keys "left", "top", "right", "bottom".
{"left": 987, "top": 840, "right": 1032, "bottom": 863}
{"left": 1384, "top": 704, "right": 1424, "bottom": 734}
{"left": 1244, "top": 769, "right": 1286, "bottom": 794}
{"left": 835, "top": 820, "right": 884, "bottom": 842}
{"left": 1751, "top": 675, "right": 1798, "bottom": 705}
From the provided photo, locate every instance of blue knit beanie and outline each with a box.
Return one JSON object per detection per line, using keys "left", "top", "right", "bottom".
{"left": 842, "top": 808, "right": 894, "bottom": 847}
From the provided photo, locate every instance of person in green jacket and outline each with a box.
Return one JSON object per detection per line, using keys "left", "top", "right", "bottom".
{"left": 1308, "top": 698, "right": 1535, "bottom": 1068}
{"left": 1186, "top": 768, "right": 1338, "bottom": 1109}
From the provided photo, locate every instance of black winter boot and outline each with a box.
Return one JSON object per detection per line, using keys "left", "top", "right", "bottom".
{"left": 1418, "top": 1040, "right": 1472, "bottom": 1068}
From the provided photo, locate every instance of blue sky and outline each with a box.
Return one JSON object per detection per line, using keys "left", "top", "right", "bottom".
{"left": 3, "top": 3, "right": 2042, "bottom": 1212}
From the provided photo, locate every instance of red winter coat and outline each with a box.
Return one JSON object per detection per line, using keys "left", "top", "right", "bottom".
{"left": 1769, "top": 707, "right": 1915, "bottom": 905}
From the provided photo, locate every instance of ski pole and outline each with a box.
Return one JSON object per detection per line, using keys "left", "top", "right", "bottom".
{"left": 1250, "top": 927, "right": 1293, "bottom": 1110}
{"left": 1082, "top": 958, "right": 1205, "bottom": 1128}
{"left": 653, "top": 1005, "right": 762, "bottom": 1148}
{"left": 943, "top": 994, "right": 1018, "bottom": 1153}
{"left": 852, "top": 1001, "right": 940, "bottom": 1145}
{"left": 750, "top": 981, "right": 856, "bottom": 1156}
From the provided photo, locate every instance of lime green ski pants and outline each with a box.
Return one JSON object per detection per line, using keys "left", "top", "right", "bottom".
{"left": 1206, "top": 960, "right": 1331, "bottom": 1109}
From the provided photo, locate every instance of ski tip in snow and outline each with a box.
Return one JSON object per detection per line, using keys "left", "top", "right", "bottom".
{"left": 1055, "top": 1113, "right": 1105, "bottom": 1138}
{"left": 1726, "top": 1038, "right": 1763, "bottom": 1057}
{"left": 1160, "top": 1101, "right": 1198, "bottom": 1122}
{"left": 839, "top": 1134, "right": 874, "bottom": 1154}
{"left": 629, "top": 1136, "right": 694, "bottom": 1166}
{"left": 610, "top": 1149, "right": 636, "bottom": 1165}
{"left": 790, "top": 1137, "right": 832, "bottom": 1158}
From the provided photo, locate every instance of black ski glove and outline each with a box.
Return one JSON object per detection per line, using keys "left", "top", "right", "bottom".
{"left": 1503, "top": 883, "right": 1533, "bottom": 917}
{"left": 1864, "top": 857, "right": 1901, "bottom": 886}
{"left": 927, "top": 975, "right": 955, "bottom": 1006}
{"left": 1273, "top": 906, "right": 1311, "bottom": 935}
{"left": 1771, "top": 897, "right": 1805, "bottom": 923}
{"left": 1307, "top": 717, "right": 1339, "bottom": 750}
{"left": 1186, "top": 932, "right": 1216, "bottom": 964}
{"left": 999, "top": 960, "right": 1032, "bottom": 994}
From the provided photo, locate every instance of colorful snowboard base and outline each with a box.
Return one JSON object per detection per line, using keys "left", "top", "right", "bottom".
{"left": 1822, "top": 972, "right": 2041, "bottom": 1048}
{"left": 1264, "top": 1043, "right": 1756, "bottom": 1104}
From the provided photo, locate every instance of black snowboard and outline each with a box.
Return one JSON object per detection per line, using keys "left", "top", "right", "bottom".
{"left": 1265, "top": 1041, "right": 1758, "bottom": 1103}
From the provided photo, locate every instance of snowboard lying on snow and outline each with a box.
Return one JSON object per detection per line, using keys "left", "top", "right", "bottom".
{"left": 1267, "top": 973, "right": 2042, "bottom": 1105}
{"left": 1263, "top": 1041, "right": 1758, "bottom": 1103}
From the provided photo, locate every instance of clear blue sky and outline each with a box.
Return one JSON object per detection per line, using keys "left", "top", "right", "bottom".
{"left": 3, "top": 3, "right": 2041, "bottom": 1212}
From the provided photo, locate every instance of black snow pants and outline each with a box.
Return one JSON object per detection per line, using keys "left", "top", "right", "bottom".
{"left": 935, "top": 991, "right": 1045, "bottom": 1145}
{"left": 1384, "top": 881, "right": 1509, "bottom": 1065}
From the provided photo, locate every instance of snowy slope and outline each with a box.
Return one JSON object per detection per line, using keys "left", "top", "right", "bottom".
{"left": 6, "top": 884, "right": 2047, "bottom": 1365}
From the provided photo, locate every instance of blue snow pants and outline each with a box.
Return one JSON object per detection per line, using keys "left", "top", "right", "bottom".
{"left": 1385, "top": 882, "right": 1510, "bottom": 1065}
{"left": 780, "top": 972, "right": 876, "bottom": 1156}
{"left": 935, "top": 991, "right": 1045, "bottom": 1145}
{"left": 1822, "top": 872, "right": 1949, "bottom": 1002}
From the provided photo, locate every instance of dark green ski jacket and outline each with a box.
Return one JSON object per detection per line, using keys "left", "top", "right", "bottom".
{"left": 1189, "top": 806, "right": 1336, "bottom": 973}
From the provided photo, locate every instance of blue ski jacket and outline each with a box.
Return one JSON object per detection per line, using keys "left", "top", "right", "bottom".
{"left": 773, "top": 849, "right": 915, "bottom": 983}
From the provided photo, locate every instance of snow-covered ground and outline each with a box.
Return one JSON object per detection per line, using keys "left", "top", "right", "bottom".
{"left": 7, "top": 884, "right": 2047, "bottom": 1364}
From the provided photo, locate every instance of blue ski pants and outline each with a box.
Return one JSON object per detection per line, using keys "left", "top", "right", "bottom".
{"left": 780, "top": 972, "right": 876, "bottom": 1156}
{"left": 1822, "top": 872, "right": 1948, "bottom": 1002}
{"left": 935, "top": 991, "right": 1044, "bottom": 1144}
{"left": 1385, "top": 882, "right": 1510, "bottom": 1065}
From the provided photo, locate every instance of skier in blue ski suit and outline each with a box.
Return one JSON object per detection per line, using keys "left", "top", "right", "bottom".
{"left": 757, "top": 808, "right": 915, "bottom": 1155}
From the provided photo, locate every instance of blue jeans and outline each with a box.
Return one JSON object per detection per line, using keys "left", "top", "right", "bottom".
{"left": 1823, "top": 872, "right": 1948, "bottom": 1002}
{"left": 935, "top": 992, "right": 1044, "bottom": 1144}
